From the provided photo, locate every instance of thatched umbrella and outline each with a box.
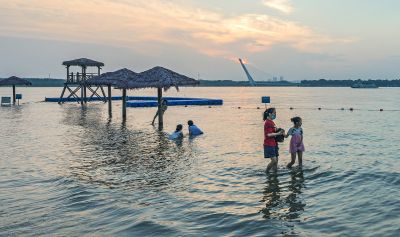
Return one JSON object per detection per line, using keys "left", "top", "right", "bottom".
{"left": 123, "top": 66, "right": 199, "bottom": 130}
{"left": 85, "top": 68, "right": 138, "bottom": 118}
{"left": 0, "top": 76, "right": 32, "bottom": 104}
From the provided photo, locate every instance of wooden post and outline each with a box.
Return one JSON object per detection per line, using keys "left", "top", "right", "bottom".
{"left": 83, "top": 66, "right": 87, "bottom": 103}
{"left": 80, "top": 84, "right": 84, "bottom": 105}
{"left": 84, "top": 85, "right": 87, "bottom": 103}
{"left": 122, "top": 88, "right": 127, "bottom": 120}
{"left": 59, "top": 84, "right": 67, "bottom": 104}
{"left": 108, "top": 85, "right": 112, "bottom": 117}
{"left": 79, "top": 66, "right": 83, "bottom": 104}
{"left": 12, "top": 85, "right": 16, "bottom": 105}
{"left": 66, "top": 66, "right": 70, "bottom": 82}
{"left": 157, "top": 87, "right": 163, "bottom": 130}
{"left": 81, "top": 66, "right": 85, "bottom": 81}
{"left": 100, "top": 86, "right": 107, "bottom": 102}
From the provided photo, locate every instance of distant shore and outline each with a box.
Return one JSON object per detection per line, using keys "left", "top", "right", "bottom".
{"left": 1, "top": 78, "right": 400, "bottom": 87}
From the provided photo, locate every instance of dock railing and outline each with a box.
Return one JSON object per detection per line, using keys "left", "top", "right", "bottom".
{"left": 67, "top": 72, "right": 98, "bottom": 83}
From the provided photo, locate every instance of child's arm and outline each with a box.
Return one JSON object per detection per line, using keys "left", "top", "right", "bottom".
{"left": 267, "top": 130, "right": 284, "bottom": 137}
{"left": 298, "top": 129, "right": 303, "bottom": 147}
{"left": 300, "top": 129, "right": 303, "bottom": 143}
{"left": 284, "top": 128, "right": 292, "bottom": 138}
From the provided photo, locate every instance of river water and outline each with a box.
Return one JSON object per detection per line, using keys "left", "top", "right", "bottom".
{"left": 0, "top": 87, "right": 399, "bottom": 236}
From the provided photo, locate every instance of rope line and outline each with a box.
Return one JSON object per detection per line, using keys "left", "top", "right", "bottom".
{"left": 231, "top": 106, "right": 400, "bottom": 112}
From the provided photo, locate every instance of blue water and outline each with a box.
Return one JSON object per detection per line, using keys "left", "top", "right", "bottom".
{"left": 0, "top": 87, "right": 399, "bottom": 236}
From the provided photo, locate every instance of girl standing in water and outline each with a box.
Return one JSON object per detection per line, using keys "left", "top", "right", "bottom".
{"left": 285, "top": 117, "right": 305, "bottom": 168}
{"left": 152, "top": 99, "right": 168, "bottom": 125}
{"left": 264, "top": 108, "right": 284, "bottom": 173}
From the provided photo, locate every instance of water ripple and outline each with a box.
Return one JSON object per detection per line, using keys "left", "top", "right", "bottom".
{"left": 1, "top": 87, "right": 400, "bottom": 236}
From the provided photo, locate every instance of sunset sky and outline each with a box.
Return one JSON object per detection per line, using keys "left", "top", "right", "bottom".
{"left": 1, "top": 0, "right": 399, "bottom": 81}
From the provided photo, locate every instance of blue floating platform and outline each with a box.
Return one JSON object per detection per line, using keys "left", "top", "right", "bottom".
{"left": 126, "top": 99, "right": 222, "bottom": 107}
{"left": 45, "top": 96, "right": 223, "bottom": 107}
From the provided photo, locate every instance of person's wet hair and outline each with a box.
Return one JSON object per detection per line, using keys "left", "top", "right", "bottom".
{"left": 291, "top": 116, "right": 302, "bottom": 124}
{"left": 188, "top": 120, "right": 193, "bottom": 126}
{"left": 263, "top": 107, "right": 276, "bottom": 121}
{"left": 176, "top": 124, "right": 183, "bottom": 131}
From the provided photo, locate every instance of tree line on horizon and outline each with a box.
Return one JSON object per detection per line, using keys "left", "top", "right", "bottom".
{"left": 300, "top": 79, "right": 400, "bottom": 87}
{"left": 1, "top": 78, "right": 400, "bottom": 87}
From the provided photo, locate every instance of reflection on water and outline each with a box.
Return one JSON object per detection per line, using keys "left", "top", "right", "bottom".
{"left": 261, "top": 169, "right": 306, "bottom": 222}
{"left": 59, "top": 104, "right": 196, "bottom": 192}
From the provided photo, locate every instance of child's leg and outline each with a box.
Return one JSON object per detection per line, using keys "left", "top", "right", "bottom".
{"left": 273, "top": 157, "right": 278, "bottom": 172}
{"left": 297, "top": 151, "right": 303, "bottom": 167}
{"left": 151, "top": 112, "right": 158, "bottom": 125}
{"left": 266, "top": 157, "right": 278, "bottom": 173}
{"left": 287, "top": 153, "right": 296, "bottom": 168}
{"left": 274, "top": 147, "right": 279, "bottom": 172}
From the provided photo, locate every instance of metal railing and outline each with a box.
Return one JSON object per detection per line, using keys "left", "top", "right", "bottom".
{"left": 66, "top": 73, "right": 98, "bottom": 83}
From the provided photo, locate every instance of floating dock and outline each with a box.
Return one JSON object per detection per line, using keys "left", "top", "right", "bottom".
{"left": 45, "top": 96, "right": 223, "bottom": 107}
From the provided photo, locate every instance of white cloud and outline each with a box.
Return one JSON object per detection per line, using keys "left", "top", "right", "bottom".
{"left": 262, "top": 0, "right": 293, "bottom": 14}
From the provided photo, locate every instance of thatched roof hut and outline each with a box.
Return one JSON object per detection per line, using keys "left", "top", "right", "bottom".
{"left": 85, "top": 68, "right": 137, "bottom": 86}
{"left": 62, "top": 58, "right": 104, "bottom": 67}
{"left": 82, "top": 66, "right": 198, "bottom": 128}
{"left": 123, "top": 66, "right": 199, "bottom": 90}
{"left": 84, "top": 68, "right": 140, "bottom": 118}
{"left": 0, "top": 76, "right": 32, "bottom": 86}
{"left": 0, "top": 76, "right": 32, "bottom": 105}
{"left": 121, "top": 66, "right": 199, "bottom": 130}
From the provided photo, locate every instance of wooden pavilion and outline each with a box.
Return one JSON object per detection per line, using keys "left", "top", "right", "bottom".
{"left": 59, "top": 58, "right": 106, "bottom": 104}
{"left": 85, "top": 68, "right": 137, "bottom": 118}
{"left": 122, "top": 66, "right": 199, "bottom": 130}
{"left": 86, "top": 66, "right": 198, "bottom": 130}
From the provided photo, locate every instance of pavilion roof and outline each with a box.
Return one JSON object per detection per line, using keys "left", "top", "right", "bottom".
{"left": 123, "top": 66, "right": 199, "bottom": 91}
{"left": 62, "top": 58, "right": 104, "bottom": 67}
{"left": 0, "top": 76, "right": 32, "bottom": 86}
{"left": 84, "top": 66, "right": 198, "bottom": 91}
{"left": 85, "top": 68, "right": 138, "bottom": 86}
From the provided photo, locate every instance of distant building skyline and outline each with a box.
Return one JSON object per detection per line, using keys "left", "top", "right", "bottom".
{"left": 1, "top": 0, "right": 400, "bottom": 81}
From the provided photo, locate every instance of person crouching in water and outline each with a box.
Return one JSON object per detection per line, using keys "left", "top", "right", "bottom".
{"left": 285, "top": 117, "right": 305, "bottom": 168}
{"left": 169, "top": 124, "right": 183, "bottom": 140}
{"left": 264, "top": 108, "right": 284, "bottom": 173}
{"left": 188, "top": 120, "right": 203, "bottom": 136}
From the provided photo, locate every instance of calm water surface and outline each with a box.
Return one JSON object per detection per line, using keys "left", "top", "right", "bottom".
{"left": 0, "top": 87, "right": 399, "bottom": 236}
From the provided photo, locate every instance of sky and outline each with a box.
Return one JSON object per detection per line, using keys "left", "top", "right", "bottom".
{"left": 0, "top": 0, "right": 400, "bottom": 81}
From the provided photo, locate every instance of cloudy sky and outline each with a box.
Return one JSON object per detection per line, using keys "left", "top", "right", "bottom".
{"left": 0, "top": 0, "right": 399, "bottom": 81}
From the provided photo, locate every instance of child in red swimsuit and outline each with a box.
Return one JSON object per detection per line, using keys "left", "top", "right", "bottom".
{"left": 263, "top": 108, "right": 285, "bottom": 173}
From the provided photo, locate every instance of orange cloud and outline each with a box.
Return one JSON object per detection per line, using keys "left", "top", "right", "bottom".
{"left": 0, "top": 0, "right": 354, "bottom": 60}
